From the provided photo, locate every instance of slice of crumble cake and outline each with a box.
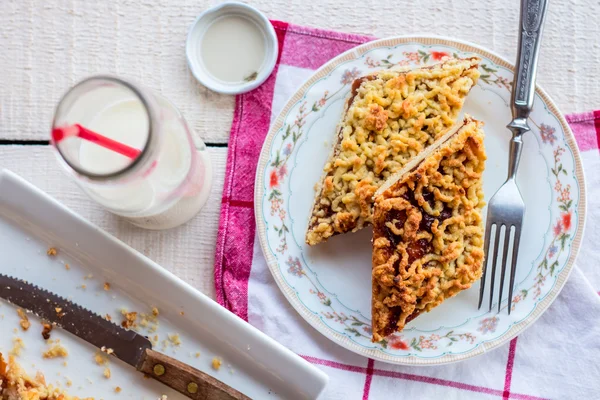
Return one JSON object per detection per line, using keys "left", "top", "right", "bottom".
{"left": 306, "top": 57, "right": 481, "bottom": 245}
{"left": 0, "top": 353, "right": 91, "bottom": 400}
{"left": 371, "top": 116, "right": 486, "bottom": 342}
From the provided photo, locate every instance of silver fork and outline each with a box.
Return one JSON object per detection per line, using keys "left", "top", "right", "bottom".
{"left": 478, "top": 0, "right": 548, "bottom": 313}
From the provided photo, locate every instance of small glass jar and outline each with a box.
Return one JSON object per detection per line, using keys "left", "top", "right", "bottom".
{"left": 52, "top": 76, "right": 212, "bottom": 229}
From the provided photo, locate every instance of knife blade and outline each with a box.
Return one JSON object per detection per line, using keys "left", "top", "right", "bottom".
{"left": 0, "top": 273, "right": 249, "bottom": 400}
{"left": 0, "top": 273, "right": 151, "bottom": 367}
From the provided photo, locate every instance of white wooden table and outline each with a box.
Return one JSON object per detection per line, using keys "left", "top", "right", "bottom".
{"left": 1, "top": 0, "right": 598, "bottom": 300}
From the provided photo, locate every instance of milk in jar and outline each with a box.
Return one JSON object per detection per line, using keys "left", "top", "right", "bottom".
{"left": 52, "top": 76, "right": 212, "bottom": 230}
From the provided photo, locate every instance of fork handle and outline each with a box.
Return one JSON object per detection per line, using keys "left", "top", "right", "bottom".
{"left": 506, "top": 136, "right": 524, "bottom": 180}
{"left": 510, "top": 0, "right": 549, "bottom": 121}
{"left": 506, "top": 0, "right": 548, "bottom": 180}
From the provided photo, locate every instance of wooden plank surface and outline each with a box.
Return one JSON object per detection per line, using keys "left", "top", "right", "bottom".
{"left": 0, "top": 146, "right": 227, "bottom": 299}
{"left": 1, "top": 0, "right": 599, "bottom": 142}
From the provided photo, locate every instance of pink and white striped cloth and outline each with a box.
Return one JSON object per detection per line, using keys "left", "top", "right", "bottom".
{"left": 214, "top": 21, "right": 600, "bottom": 399}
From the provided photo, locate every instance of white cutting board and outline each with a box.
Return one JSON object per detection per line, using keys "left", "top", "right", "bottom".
{"left": 0, "top": 169, "right": 328, "bottom": 399}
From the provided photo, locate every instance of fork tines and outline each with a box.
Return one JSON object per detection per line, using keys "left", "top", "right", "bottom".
{"left": 478, "top": 221, "right": 522, "bottom": 314}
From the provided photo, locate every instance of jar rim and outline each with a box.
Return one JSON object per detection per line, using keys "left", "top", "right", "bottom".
{"left": 51, "top": 75, "right": 155, "bottom": 182}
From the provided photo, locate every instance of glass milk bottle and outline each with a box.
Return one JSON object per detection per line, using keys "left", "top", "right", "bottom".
{"left": 51, "top": 76, "right": 212, "bottom": 229}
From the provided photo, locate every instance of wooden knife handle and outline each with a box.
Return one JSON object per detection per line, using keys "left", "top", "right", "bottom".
{"left": 138, "top": 348, "right": 250, "bottom": 400}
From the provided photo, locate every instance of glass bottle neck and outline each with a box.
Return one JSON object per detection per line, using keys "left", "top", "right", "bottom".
{"left": 52, "top": 76, "right": 160, "bottom": 183}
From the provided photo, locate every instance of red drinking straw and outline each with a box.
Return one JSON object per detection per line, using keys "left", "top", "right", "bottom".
{"left": 51, "top": 124, "right": 142, "bottom": 159}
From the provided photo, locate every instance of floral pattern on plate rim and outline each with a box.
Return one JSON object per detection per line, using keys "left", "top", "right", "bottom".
{"left": 261, "top": 44, "right": 579, "bottom": 357}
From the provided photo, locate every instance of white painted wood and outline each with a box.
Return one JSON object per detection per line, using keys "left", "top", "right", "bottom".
{"left": 0, "top": 0, "right": 598, "bottom": 142}
{"left": 0, "top": 146, "right": 227, "bottom": 299}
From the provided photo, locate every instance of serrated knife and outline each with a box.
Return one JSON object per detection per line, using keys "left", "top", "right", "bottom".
{"left": 0, "top": 273, "right": 249, "bottom": 400}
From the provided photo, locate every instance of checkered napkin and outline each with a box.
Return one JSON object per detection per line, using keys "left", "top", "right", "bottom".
{"left": 214, "top": 21, "right": 600, "bottom": 399}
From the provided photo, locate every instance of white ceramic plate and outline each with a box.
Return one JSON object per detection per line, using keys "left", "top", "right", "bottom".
{"left": 0, "top": 169, "right": 328, "bottom": 399}
{"left": 255, "top": 36, "right": 586, "bottom": 365}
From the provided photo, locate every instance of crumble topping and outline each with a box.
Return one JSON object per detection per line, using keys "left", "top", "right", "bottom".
{"left": 306, "top": 58, "right": 481, "bottom": 245}
{"left": 211, "top": 358, "right": 221, "bottom": 371}
{"left": 46, "top": 247, "right": 57, "bottom": 257}
{"left": 371, "top": 117, "right": 486, "bottom": 341}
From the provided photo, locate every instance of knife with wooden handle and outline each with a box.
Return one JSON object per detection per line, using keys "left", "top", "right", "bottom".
{"left": 0, "top": 273, "right": 250, "bottom": 400}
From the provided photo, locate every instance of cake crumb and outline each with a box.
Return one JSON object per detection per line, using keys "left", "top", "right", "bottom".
{"left": 120, "top": 310, "right": 138, "bottom": 329}
{"left": 65, "top": 263, "right": 70, "bottom": 270}
{"left": 100, "top": 346, "right": 114, "bottom": 355}
{"left": 211, "top": 357, "right": 221, "bottom": 371}
{"left": 168, "top": 334, "right": 181, "bottom": 346}
{"left": 103, "top": 367, "right": 111, "bottom": 379}
{"left": 17, "top": 308, "right": 30, "bottom": 331}
{"left": 10, "top": 337, "right": 25, "bottom": 356}
{"left": 195, "top": 352, "right": 200, "bottom": 358}
{"left": 94, "top": 352, "right": 108, "bottom": 366}
{"left": 47, "top": 247, "right": 57, "bottom": 256}
{"left": 114, "top": 386, "right": 122, "bottom": 393}
{"left": 63, "top": 361, "right": 68, "bottom": 367}
{"left": 78, "top": 284, "right": 87, "bottom": 290}
{"left": 84, "top": 274, "right": 93, "bottom": 280}
{"left": 41, "top": 322, "right": 54, "bottom": 340}
{"left": 151, "top": 307, "right": 159, "bottom": 317}
{"left": 103, "top": 282, "right": 111, "bottom": 291}
{"left": 66, "top": 378, "right": 72, "bottom": 387}
{"left": 43, "top": 343, "right": 68, "bottom": 359}
{"left": 179, "top": 311, "right": 185, "bottom": 316}
{"left": 105, "top": 314, "right": 112, "bottom": 321}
